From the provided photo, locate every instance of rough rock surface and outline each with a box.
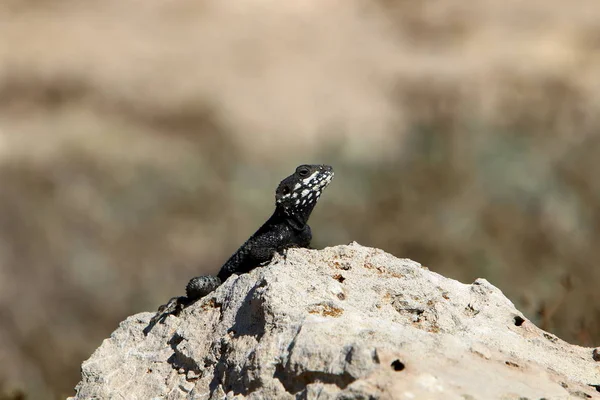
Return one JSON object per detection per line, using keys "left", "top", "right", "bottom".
{"left": 71, "top": 243, "right": 600, "bottom": 399}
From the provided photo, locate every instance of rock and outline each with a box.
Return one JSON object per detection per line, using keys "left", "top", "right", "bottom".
{"left": 70, "top": 243, "right": 600, "bottom": 399}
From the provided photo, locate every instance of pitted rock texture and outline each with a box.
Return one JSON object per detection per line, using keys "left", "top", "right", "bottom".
{"left": 71, "top": 243, "right": 600, "bottom": 399}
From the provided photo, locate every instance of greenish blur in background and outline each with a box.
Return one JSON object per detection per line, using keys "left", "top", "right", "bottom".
{"left": 1, "top": 0, "right": 600, "bottom": 398}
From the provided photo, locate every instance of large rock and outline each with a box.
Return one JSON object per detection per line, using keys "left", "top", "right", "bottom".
{"left": 71, "top": 243, "right": 600, "bottom": 399}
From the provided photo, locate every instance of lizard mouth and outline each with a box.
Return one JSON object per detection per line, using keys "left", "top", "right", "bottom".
{"left": 316, "top": 171, "right": 334, "bottom": 189}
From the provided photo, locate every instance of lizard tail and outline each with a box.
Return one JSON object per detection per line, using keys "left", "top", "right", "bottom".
{"left": 185, "top": 275, "right": 222, "bottom": 301}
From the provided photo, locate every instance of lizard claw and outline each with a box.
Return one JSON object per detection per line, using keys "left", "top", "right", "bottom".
{"left": 144, "top": 295, "right": 189, "bottom": 335}
{"left": 145, "top": 275, "right": 222, "bottom": 335}
{"left": 270, "top": 251, "right": 287, "bottom": 264}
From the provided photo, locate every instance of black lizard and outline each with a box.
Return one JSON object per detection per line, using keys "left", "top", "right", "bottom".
{"left": 147, "top": 164, "right": 334, "bottom": 330}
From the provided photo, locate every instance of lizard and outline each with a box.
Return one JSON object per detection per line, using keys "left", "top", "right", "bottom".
{"left": 147, "top": 164, "right": 334, "bottom": 330}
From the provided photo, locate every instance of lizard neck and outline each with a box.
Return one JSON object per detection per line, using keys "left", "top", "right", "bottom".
{"left": 273, "top": 205, "right": 314, "bottom": 231}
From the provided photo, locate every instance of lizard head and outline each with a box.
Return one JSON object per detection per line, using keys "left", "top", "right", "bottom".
{"left": 275, "top": 164, "right": 334, "bottom": 222}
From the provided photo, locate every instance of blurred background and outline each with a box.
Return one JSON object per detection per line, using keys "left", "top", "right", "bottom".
{"left": 1, "top": 0, "right": 600, "bottom": 398}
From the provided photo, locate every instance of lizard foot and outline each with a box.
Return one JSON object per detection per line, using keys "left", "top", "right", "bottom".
{"left": 144, "top": 295, "right": 190, "bottom": 335}
{"left": 144, "top": 275, "right": 221, "bottom": 335}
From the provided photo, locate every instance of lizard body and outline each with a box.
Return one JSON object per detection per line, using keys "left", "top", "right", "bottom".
{"left": 147, "top": 164, "right": 333, "bottom": 329}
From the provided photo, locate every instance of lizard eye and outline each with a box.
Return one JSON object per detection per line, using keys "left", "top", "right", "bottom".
{"left": 281, "top": 186, "right": 291, "bottom": 195}
{"left": 298, "top": 167, "right": 310, "bottom": 177}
